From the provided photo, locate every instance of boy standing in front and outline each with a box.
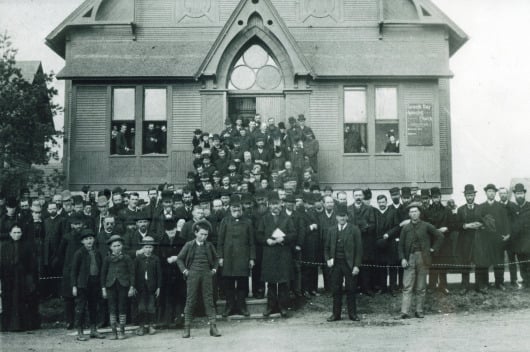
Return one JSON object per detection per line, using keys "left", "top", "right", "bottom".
{"left": 171, "top": 220, "right": 220, "bottom": 338}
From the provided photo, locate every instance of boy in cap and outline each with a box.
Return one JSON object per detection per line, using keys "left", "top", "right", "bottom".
{"left": 134, "top": 236, "right": 162, "bottom": 336}
{"left": 171, "top": 220, "right": 221, "bottom": 338}
{"left": 101, "top": 235, "right": 135, "bottom": 340}
{"left": 71, "top": 229, "right": 105, "bottom": 341}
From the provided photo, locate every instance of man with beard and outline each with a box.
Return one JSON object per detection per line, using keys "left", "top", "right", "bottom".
{"left": 474, "top": 184, "right": 511, "bottom": 291}
{"left": 218, "top": 196, "right": 255, "bottom": 317}
{"left": 258, "top": 194, "right": 296, "bottom": 318}
{"left": 319, "top": 195, "right": 337, "bottom": 292}
{"left": 374, "top": 195, "right": 401, "bottom": 295}
{"left": 180, "top": 206, "right": 207, "bottom": 242}
{"left": 174, "top": 189, "right": 194, "bottom": 223}
{"left": 146, "top": 187, "right": 160, "bottom": 221}
{"left": 509, "top": 183, "right": 530, "bottom": 288}
{"left": 123, "top": 211, "right": 153, "bottom": 258}
{"left": 249, "top": 190, "right": 268, "bottom": 299}
{"left": 348, "top": 189, "right": 376, "bottom": 297}
{"left": 423, "top": 187, "right": 451, "bottom": 294}
{"left": 252, "top": 138, "right": 271, "bottom": 175}
{"left": 456, "top": 184, "right": 482, "bottom": 294}
{"left": 43, "top": 202, "right": 64, "bottom": 297}
{"left": 94, "top": 196, "right": 111, "bottom": 235}
{"left": 55, "top": 213, "right": 85, "bottom": 329}
{"left": 109, "top": 188, "right": 125, "bottom": 218}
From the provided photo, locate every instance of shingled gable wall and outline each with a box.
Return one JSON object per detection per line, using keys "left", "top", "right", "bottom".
{"left": 48, "top": 0, "right": 465, "bottom": 193}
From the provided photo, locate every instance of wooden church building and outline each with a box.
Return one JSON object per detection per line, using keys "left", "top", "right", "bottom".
{"left": 46, "top": 0, "right": 467, "bottom": 193}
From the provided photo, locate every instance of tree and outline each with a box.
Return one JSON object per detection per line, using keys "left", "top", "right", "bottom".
{"left": 0, "top": 32, "right": 61, "bottom": 196}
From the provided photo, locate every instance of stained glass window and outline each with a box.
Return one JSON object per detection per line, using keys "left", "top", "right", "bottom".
{"left": 229, "top": 44, "right": 284, "bottom": 90}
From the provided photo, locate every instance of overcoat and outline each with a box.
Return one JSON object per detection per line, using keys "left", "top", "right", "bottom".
{"left": 473, "top": 201, "right": 510, "bottom": 267}
{"left": 217, "top": 215, "right": 256, "bottom": 277}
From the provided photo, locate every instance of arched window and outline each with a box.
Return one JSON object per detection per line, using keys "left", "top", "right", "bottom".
{"left": 228, "top": 44, "right": 284, "bottom": 91}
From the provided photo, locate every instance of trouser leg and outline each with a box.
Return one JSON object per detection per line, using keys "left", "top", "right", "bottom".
{"left": 278, "top": 282, "right": 289, "bottom": 311}
{"left": 75, "top": 288, "right": 88, "bottom": 329}
{"left": 507, "top": 250, "right": 518, "bottom": 283}
{"left": 343, "top": 261, "right": 358, "bottom": 317}
{"left": 330, "top": 263, "right": 343, "bottom": 317}
{"left": 65, "top": 297, "right": 75, "bottom": 326}
{"left": 236, "top": 277, "right": 249, "bottom": 312}
{"left": 222, "top": 277, "right": 236, "bottom": 312}
{"left": 87, "top": 278, "right": 100, "bottom": 326}
{"left": 401, "top": 253, "right": 417, "bottom": 315}
{"left": 184, "top": 273, "right": 200, "bottom": 326}
{"left": 200, "top": 271, "right": 216, "bottom": 324}
{"left": 267, "top": 283, "right": 279, "bottom": 311}
{"left": 415, "top": 255, "right": 428, "bottom": 314}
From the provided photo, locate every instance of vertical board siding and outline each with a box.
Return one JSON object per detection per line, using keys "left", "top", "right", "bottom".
{"left": 74, "top": 86, "right": 107, "bottom": 151}
{"left": 201, "top": 93, "right": 226, "bottom": 134}
{"left": 256, "top": 96, "right": 285, "bottom": 124}
{"left": 172, "top": 84, "right": 201, "bottom": 146}
{"left": 310, "top": 83, "right": 339, "bottom": 148}
{"left": 172, "top": 151, "right": 194, "bottom": 184}
{"left": 438, "top": 78, "right": 452, "bottom": 192}
{"left": 136, "top": 0, "right": 174, "bottom": 24}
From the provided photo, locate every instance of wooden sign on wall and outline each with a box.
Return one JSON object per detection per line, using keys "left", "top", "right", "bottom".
{"left": 407, "top": 103, "right": 433, "bottom": 146}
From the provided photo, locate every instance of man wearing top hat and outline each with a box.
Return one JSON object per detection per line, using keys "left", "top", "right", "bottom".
{"left": 218, "top": 195, "right": 255, "bottom": 317}
{"left": 474, "top": 184, "right": 511, "bottom": 291}
{"left": 325, "top": 204, "right": 362, "bottom": 322}
{"left": 0, "top": 196, "right": 20, "bottom": 242}
{"left": 455, "top": 184, "right": 482, "bottom": 294}
{"left": 123, "top": 210, "right": 153, "bottom": 259}
{"left": 150, "top": 190, "right": 177, "bottom": 238}
{"left": 508, "top": 183, "right": 530, "bottom": 288}
{"left": 257, "top": 193, "right": 296, "bottom": 317}
{"left": 116, "top": 192, "right": 140, "bottom": 235}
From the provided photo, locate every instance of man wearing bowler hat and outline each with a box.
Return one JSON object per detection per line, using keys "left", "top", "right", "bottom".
{"left": 474, "top": 184, "right": 511, "bottom": 291}
{"left": 455, "top": 184, "right": 482, "bottom": 294}
{"left": 508, "top": 183, "right": 530, "bottom": 288}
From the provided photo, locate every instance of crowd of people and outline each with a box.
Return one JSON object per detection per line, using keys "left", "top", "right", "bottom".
{"left": 1, "top": 114, "right": 529, "bottom": 340}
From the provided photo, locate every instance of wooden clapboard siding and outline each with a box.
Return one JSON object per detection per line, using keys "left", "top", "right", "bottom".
{"left": 344, "top": 0, "right": 379, "bottom": 22}
{"left": 70, "top": 151, "right": 107, "bottom": 184}
{"left": 172, "top": 151, "right": 194, "bottom": 185}
{"left": 73, "top": 86, "right": 107, "bottom": 151}
{"left": 438, "top": 78, "right": 453, "bottom": 192}
{"left": 383, "top": 0, "right": 419, "bottom": 20}
{"left": 310, "top": 83, "right": 339, "bottom": 150}
{"left": 172, "top": 84, "right": 201, "bottom": 147}
{"left": 270, "top": 0, "right": 297, "bottom": 23}
{"left": 256, "top": 95, "right": 285, "bottom": 124}
{"left": 285, "top": 92, "right": 310, "bottom": 124}
{"left": 342, "top": 156, "right": 371, "bottom": 182}
{"left": 201, "top": 92, "right": 226, "bottom": 134}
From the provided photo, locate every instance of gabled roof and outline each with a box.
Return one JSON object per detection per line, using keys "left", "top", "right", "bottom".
{"left": 17, "top": 61, "right": 43, "bottom": 83}
{"left": 195, "top": 0, "right": 314, "bottom": 79}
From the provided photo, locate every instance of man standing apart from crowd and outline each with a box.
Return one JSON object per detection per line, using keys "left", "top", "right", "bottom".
{"left": 325, "top": 205, "right": 362, "bottom": 322}
{"left": 508, "top": 183, "right": 530, "bottom": 288}
{"left": 397, "top": 203, "right": 444, "bottom": 319}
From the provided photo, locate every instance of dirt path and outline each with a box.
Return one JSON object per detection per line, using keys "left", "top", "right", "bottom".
{"left": 2, "top": 307, "right": 529, "bottom": 352}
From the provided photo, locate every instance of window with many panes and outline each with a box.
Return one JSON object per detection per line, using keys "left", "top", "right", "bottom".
{"left": 110, "top": 87, "right": 168, "bottom": 156}
{"left": 343, "top": 86, "right": 399, "bottom": 155}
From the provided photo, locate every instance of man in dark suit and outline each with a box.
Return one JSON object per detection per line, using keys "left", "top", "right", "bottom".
{"left": 397, "top": 203, "right": 444, "bottom": 319}
{"left": 150, "top": 190, "right": 177, "bottom": 238}
{"left": 325, "top": 205, "right": 362, "bottom": 322}
{"left": 510, "top": 183, "right": 530, "bottom": 288}
{"left": 348, "top": 189, "right": 376, "bottom": 296}
{"left": 257, "top": 194, "right": 296, "bottom": 317}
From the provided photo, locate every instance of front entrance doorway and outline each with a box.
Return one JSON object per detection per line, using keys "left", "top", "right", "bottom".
{"left": 228, "top": 95, "right": 286, "bottom": 127}
{"left": 228, "top": 97, "right": 256, "bottom": 127}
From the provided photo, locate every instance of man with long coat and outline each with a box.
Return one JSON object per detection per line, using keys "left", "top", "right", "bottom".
{"left": 257, "top": 194, "right": 296, "bottom": 317}
{"left": 474, "top": 184, "right": 511, "bottom": 291}
{"left": 218, "top": 198, "right": 255, "bottom": 317}
{"left": 508, "top": 183, "right": 530, "bottom": 288}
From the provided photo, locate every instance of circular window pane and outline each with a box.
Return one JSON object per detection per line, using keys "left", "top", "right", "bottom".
{"left": 243, "top": 45, "right": 269, "bottom": 69}
{"left": 256, "top": 65, "right": 282, "bottom": 90}
{"left": 231, "top": 66, "right": 256, "bottom": 90}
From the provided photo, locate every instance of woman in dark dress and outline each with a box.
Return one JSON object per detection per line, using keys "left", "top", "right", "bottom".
{"left": 0, "top": 224, "right": 37, "bottom": 332}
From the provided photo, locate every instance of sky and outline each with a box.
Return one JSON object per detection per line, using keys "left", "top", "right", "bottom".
{"left": 1, "top": 0, "right": 530, "bottom": 203}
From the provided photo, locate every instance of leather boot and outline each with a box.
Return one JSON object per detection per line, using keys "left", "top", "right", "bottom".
{"left": 76, "top": 328, "right": 88, "bottom": 341}
{"left": 209, "top": 323, "right": 221, "bottom": 337}
{"left": 182, "top": 325, "right": 190, "bottom": 338}
{"left": 90, "top": 325, "right": 105, "bottom": 339}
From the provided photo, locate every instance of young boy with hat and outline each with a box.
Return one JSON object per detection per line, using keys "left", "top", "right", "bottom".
{"left": 134, "top": 236, "right": 161, "bottom": 336}
{"left": 101, "top": 235, "right": 135, "bottom": 340}
{"left": 71, "top": 229, "right": 105, "bottom": 341}
{"left": 170, "top": 220, "right": 221, "bottom": 338}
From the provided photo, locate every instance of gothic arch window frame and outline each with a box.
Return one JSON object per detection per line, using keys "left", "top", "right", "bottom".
{"left": 215, "top": 25, "right": 296, "bottom": 90}
{"left": 227, "top": 41, "right": 285, "bottom": 91}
